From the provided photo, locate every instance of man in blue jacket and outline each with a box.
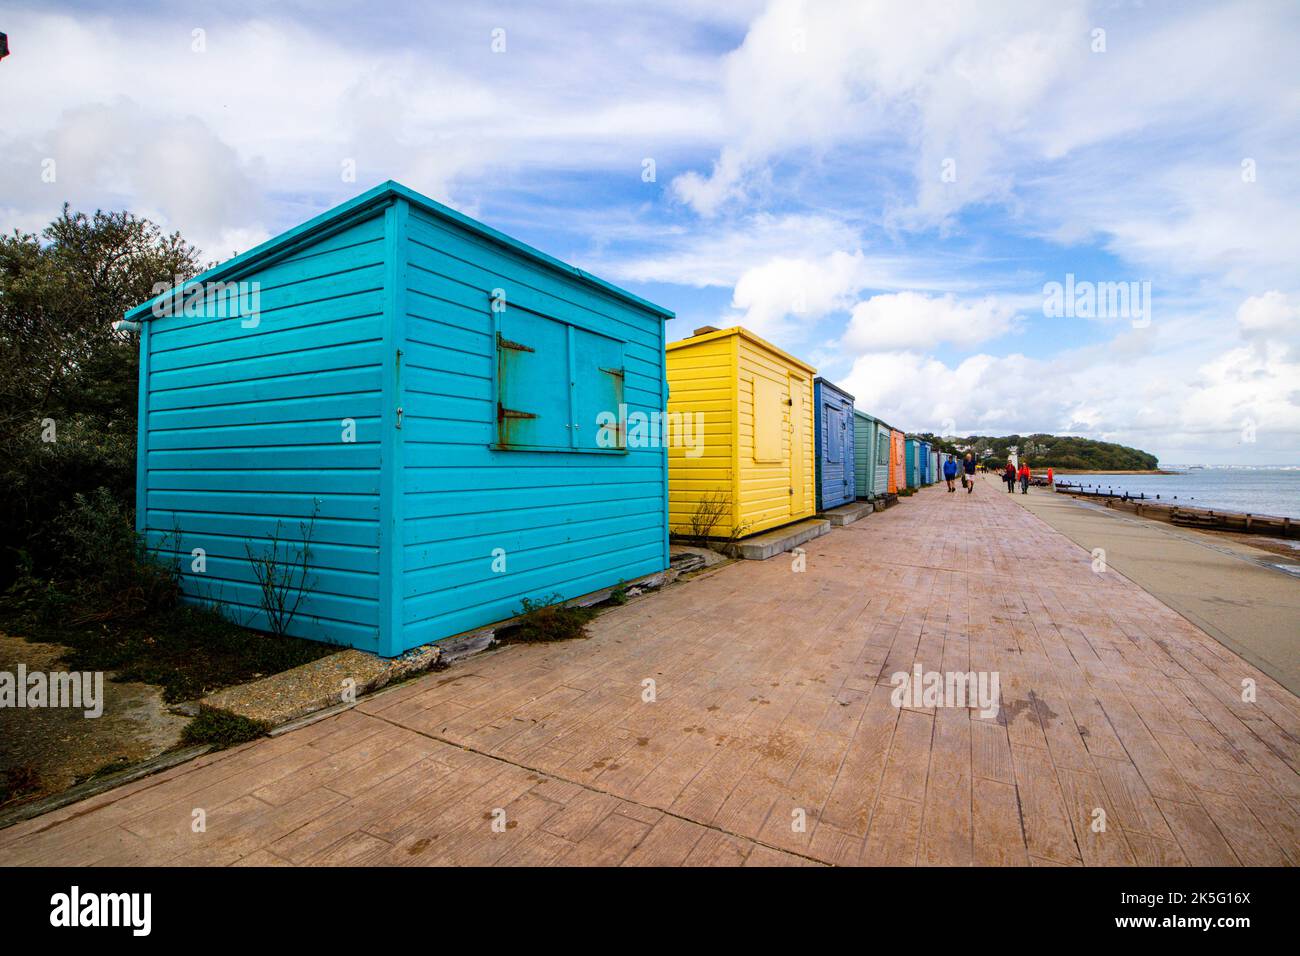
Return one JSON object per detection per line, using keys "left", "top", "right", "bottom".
{"left": 942, "top": 454, "right": 958, "bottom": 492}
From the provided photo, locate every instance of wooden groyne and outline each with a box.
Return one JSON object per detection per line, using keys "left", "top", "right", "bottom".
{"left": 1052, "top": 482, "right": 1298, "bottom": 539}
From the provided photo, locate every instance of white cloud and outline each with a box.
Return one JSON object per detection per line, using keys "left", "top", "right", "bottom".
{"left": 841, "top": 292, "right": 1300, "bottom": 464}
{"left": 2, "top": 0, "right": 1296, "bottom": 466}
{"left": 844, "top": 292, "right": 1022, "bottom": 352}
{"left": 727, "top": 251, "right": 869, "bottom": 338}
{"left": 1236, "top": 291, "right": 1300, "bottom": 350}
{"left": 604, "top": 213, "right": 864, "bottom": 289}
{"left": 670, "top": 147, "right": 750, "bottom": 218}
{"left": 0, "top": 97, "right": 266, "bottom": 259}
{"left": 0, "top": 6, "right": 725, "bottom": 259}
{"left": 671, "top": 0, "right": 1300, "bottom": 290}
{"left": 670, "top": 0, "right": 1090, "bottom": 222}
{"left": 596, "top": 214, "right": 1019, "bottom": 343}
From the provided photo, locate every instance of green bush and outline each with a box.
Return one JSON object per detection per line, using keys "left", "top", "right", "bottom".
{"left": 2, "top": 205, "right": 204, "bottom": 587}
{"left": 499, "top": 593, "right": 596, "bottom": 644}
{"left": 3, "top": 487, "right": 180, "bottom": 628}
{"left": 0, "top": 419, "right": 136, "bottom": 586}
{"left": 181, "top": 706, "right": 270, "bottom": 749}
{"left": 0, "top": 488, "right": 334, "bottom": 703}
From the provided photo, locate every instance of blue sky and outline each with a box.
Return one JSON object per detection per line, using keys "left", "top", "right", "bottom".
{"left": 3, "top": 0, "right": 1298, "bottom": 464}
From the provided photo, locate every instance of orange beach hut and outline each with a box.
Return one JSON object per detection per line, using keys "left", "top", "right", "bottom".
{"left": 888, "top": 428, "right": 905, "bottom": 494}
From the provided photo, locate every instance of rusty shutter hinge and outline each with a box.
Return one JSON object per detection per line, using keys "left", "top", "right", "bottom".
{"left": 498, "top": 402, "right": 537, "bottom": 421}
{"left": 497, "top": 332, "right": 535, "bottom": 352}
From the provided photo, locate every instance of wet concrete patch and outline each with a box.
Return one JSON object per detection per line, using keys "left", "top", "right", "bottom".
{"left": 0, "top": 633, "right": 188, "bottom": 807}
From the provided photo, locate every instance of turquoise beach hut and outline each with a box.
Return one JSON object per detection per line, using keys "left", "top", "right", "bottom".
{"left": 905, "top": 437, "right": 921, "bottom": 489}
{"left": 126, "top": 181, "right": 674, "bottom": 656}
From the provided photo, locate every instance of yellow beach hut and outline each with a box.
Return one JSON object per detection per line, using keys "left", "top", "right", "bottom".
{"left": 666, "top": 326, "right": 816, "bottom": 539}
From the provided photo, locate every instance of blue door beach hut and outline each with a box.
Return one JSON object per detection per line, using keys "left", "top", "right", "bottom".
{"left": 813, "top": 377, "right": 855, "bottom": 511}
{"left": 904, "top": 437, "right": 920, "bottom": 489}
{"left": 127, "top": 181, "right": 674, "bottom": 657}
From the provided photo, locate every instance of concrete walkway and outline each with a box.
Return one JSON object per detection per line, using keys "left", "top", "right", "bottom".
{"left": 1011, "top": 488, "right": 1300, "bottom": 696}
{"left": 3, "top": 476, "right": 1297, "bottom": 866}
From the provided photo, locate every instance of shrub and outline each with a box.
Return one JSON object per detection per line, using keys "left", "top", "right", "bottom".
{"left": 0, "top": 491, "right": 334, "bottom": 702}
{"left": 244, "top": 508, "right": 318, "bottom": 640}
{"left": 50, "top": 487, "right": 179, "bottom": 624}
{"left": 181, "top": 706, "right": 270, "bottom": 749}
{"left": 0, "top": 419, "right": 136, "bottom": 587}
{"left": 2, "top": 487, "right": 179, "bottom": 633}
{"left": 499, "top": 593, "right": 596, "bottom": 644}
{"left": 689, "top": 489, "right": 732, "bottom": 544}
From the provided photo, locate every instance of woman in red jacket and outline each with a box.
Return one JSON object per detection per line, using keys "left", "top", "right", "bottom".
{"left": 1018, "top": 461, "right": 1031, "bottom": 494}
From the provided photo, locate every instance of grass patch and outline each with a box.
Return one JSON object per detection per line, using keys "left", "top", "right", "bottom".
{"left": 72, "top": 757, "right": 134, "bottom": 787}
{"left": 497, "top": 593, "right": 597, "bottom": 644}
{"left": 0, "top": 488, "right": 336, "bottom": 703}
{"left": 0, "top": 598, "right": 336, "bottom": 703}
{"left": 0, "top": 765, "right": 42, "bottom": 809}
{"left": 181, "top": 706, "right": 270, "bottom": 749}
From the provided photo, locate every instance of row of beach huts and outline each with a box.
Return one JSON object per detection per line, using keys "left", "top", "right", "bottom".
{"left": 126, "top": 182, "right": 952, "bottom": 656}
{"left": 666, "top": 324, "right": 944, "bottom": 539}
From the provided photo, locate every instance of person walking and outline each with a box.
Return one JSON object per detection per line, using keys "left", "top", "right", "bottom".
{"left": 943, "top": 454, "right": 958, "bottom": 492}
{"left": 1018, "top": 460, "right": 1031, "bottom": 494}
{"left": 963, "top": 453, "right": 977, "bottom": 493}
{"left": 1003, "top": 459, "right": 1016, "bottom": 492}
{"left": 1047, "top": 466, "right": 1054, "bottom": 486}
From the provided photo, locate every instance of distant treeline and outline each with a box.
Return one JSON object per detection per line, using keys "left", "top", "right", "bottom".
{"left": 915, "top": 433, "right": 1159, "bottom": 471}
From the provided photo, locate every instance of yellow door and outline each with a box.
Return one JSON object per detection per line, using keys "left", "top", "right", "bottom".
{"left": 789, "top": 373, "right": 807, "bottom": 516}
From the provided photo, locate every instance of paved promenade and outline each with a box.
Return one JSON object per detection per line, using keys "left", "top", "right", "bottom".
{"left": 3, "top": 476, "right": 1297, "bottom": 866}
{"left": 1012, "top": 488, "right": 1300, "bottom": 695}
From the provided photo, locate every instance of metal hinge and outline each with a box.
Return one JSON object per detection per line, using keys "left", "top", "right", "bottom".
{"left": 395, "top": 407, "right": 403, "bottom": 429}
{"left": 497, "top": 332, "right": 534, "bottom": 352}
{"left": 498, "top": 403, "right": 537, "bottom": 421}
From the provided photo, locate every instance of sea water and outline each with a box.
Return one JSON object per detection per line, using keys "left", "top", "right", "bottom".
{"left": 1055, "top": 467, "right": 1300, "bottom": 520}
